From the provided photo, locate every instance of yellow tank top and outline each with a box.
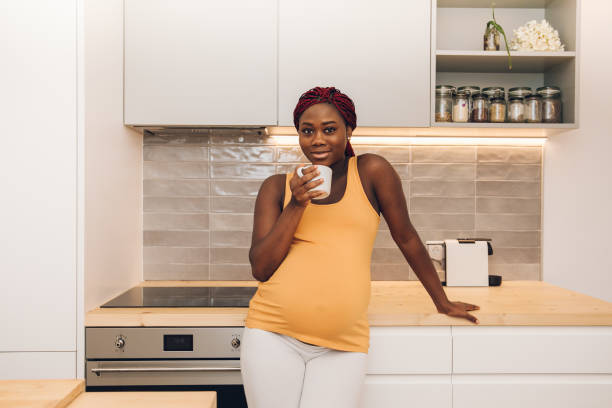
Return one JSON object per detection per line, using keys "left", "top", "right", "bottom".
{"left": 245, "top": 156, "right": 380, "bottom": 353}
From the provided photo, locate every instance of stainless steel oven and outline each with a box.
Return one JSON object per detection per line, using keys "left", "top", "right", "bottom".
{"left": 86, "top": 287, "right": 257, "bottom": 408}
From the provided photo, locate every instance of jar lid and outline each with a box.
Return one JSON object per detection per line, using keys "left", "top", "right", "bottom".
{"left": 436, "top": 85, "right": 456, "bottom": 94}
{"left": 490, "top": 97, "right": 505, "bottom": 103}
{"left": 509, "top": 96, "right": 524, "bottom": 101}
{"left": 472, "top": 92, "right": 486, "bottom": 99}
{"left": 509, "top": 87, "right": 532, "bottom": 97}
{"left": 458, "top": 86, "right": 480, "bottom": 93}
{"left": 525, "top": 94, "right": 542, "bottom": 100}
{"left": 455, "top": 90, "right": 468, "bottom": 97}
{"left": 536, "top": 86, "right": 561, "bottom": 97}
{"left": 482, "top": 86, "right": 505, "bottom": 92}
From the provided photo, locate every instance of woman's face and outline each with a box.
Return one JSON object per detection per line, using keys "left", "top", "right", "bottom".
{"left": 297, "top": 103, "right": 353, "bottom": 166}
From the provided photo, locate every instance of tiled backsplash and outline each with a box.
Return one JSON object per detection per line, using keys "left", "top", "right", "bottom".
{"left": 143, "top": 129, "right": 541, "bottom": 281}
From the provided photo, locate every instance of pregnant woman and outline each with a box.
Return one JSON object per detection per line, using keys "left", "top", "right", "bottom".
{"left": 240, "top": 86, "right": 479, "bottom": 408}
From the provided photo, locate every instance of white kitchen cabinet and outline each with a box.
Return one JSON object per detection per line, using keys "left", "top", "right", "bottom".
{"left": 0, "top": 0, "right": 77, "bottom": 378}
{"left": 124, "top": 0, "right": 277, "bottom": 126}
{"left": 278, "top": 0, "right": 431, "bottom": 127}
{"left": 361, "top": 327, "right": 452, "bottom": 407}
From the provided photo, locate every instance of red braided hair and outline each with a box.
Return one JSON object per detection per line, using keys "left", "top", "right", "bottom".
{"left": 293, "top": 86, "right": 356, "bottom": 157}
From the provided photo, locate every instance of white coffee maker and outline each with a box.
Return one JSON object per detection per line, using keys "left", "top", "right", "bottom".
{"left": 425, "top": 238, "right": 493, "bottom": 287}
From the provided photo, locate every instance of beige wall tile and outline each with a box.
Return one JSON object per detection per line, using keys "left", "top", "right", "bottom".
{"left": 416, "top": 230, "right": 475, "bottom": 242}
{"left": 476, "top": 214, "right": 540, "bottom": 230}
{"left": 489, "top": 264, "right": 540, "bottom": 280}
{"left": 144, "top": 247, "right": 209, "bottom": 264}
{"left": 276, "top": 146, "right": 308, "bottom": 162}
{"left": 210, "top": 264, "right": 255, "bottom": 281}
{"left": 410, "top": 214, "right": 475, "bottom": 230}
{"left": 371, "top": 264, "right": 411, "bottom": 280}
{"left": 212, "top": 180, "right": 263, "bottom": 196}
{"left": 211, "top": 231, "right": 252, "bottom": 248}
{"left": 211, "top": 146, "right": 274, "bottom": 162}
{"left": 476, "top": 181, "right": 540, "bottom": 197}
{"left": 412, "top": 163, "right": 475, "bottom": 180}
{"left": 477, "top": 164, "right": 541, "bottom": 180}
{"left": 211, "top": 214, "right": 254, "bottom": 231}
{"left": 212, "top": 197, "right": 256, "bottom": 213}
{"left": 144, "top": 132, "right": 210, "bottom": 146}
{"left": 391, "top": 164, "right": 410, "bottom": 179}
{"left": 144, "top": 161, "right": 209, "bottom": 179}
{"left": 477, "top": 146, "right": 541, "bottom": 163}
{"left": 144, "top": 197, "right": 209, "bottom": 213}
{"left": 412, "top": 146, "right": 476, "bottom": 163}
{"left": 353, "top": 146, "right": 410, "bottom": 162}
{"left": 411, "top": 181, "right": 475, "bottom": 196}
{"left": 144, "top": 146, "right": 208, "bottom": 161}
{"left": 477, "top": 197, "right": 541, "bottom": 214}
{"left": 211, "top": 163, "right": 276, "bottom": 179}
{"left": 144, "top": 213, "right": 209, "bottom": 230}
{"left": 475, "top": 231, "right": 540, "bottom": 247}
{"left": 374, "top": 230, "right": 396, "bottom": 248}
{"left": 211, "top": 248, "right": 250, "bottom": 264}
{"left": 489, "top": 248, "right": 541, "bottom": 264}
{"left": 372, "top": 247, "right": 406, "bottom": 263}
{"left": 144, "top": 180, "right": 210, "bottom": 197}
{"left": 144, "top": 231, "right": 210, "bottom": 247}
{"left": 410, "top": 197, "right": 474, "bottom": 213}
{"left": 144, "top": 264, "right": 210, "bottom": 280}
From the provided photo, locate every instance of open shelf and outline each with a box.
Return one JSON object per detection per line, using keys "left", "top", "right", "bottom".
{"left": 438, "top": 0, "right": 556, "bottom": 8}
{"left": 436, "top": 50, "right": 576, "bottom": 73}
{"left": 432, "top": 122, "right": 576, "bottom": 129}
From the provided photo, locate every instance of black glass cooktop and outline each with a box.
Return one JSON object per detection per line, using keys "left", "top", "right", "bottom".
{"left": 100, "top": 286, "right": 258, "bottom": 308}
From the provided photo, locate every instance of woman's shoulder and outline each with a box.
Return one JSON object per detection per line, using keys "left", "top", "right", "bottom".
{"left": 356, "top": 153, "right": 394, "bottom": 175}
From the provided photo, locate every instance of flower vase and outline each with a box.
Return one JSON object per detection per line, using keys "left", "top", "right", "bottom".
{"left": 484, "top": 25, "right": 500, "bottom": 51}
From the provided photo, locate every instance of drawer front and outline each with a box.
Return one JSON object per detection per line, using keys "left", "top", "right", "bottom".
{"left": 367, "top": 327, "right": 452, "bottom": 374}
{"left": 453, "top": 326, "right": 612, "bottom": 374}
{"left": 360, "top": 375, "right": 451, "bottom": 408}
{"left": 453, "top": 374, "right": 612, "bottom": 408}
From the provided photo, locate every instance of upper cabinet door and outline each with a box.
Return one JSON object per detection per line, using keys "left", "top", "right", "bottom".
{"left": 278, "top": 0, "right": 430, "bottom": 127}
{"left": 125, "top": 0, "right": 277, "bottom": 126}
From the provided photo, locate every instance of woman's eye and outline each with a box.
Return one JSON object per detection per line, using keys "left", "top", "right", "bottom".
{"left": 324, "top": 127, "right": 336, "bottom": 134}
{"left": 301, "top": 128, "right": 313, "bottom": 135}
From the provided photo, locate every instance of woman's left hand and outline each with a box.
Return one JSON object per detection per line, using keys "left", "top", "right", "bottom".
{"left": 437, "top": 301, "right": 480, "bottom": 324}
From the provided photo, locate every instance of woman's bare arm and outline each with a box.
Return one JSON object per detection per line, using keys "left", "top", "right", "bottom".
{"left": 361, "top": 154, "right": 480, "bottom": 323}
{"left": 249, "top": 166, "right": 325, "bottom": 282}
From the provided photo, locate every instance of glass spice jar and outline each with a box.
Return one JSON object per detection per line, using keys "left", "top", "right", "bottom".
{"left": 507, "top": 97, "right": 525, "bottom": 123}
{"left": 458, "top": 86, "right": 480, "bottom": 121}
{"left": 537, "top": 86, "right": 562, "bottom": 123}
{"left": 435, "top": 85, "right": 455, "bottom": 122}
{"left": 508, "top": 87, "right": 532, "bottom": 99}
{"left": 482, "top": 87, "right": 505, "bottom": 102}
{"left": 452, "top": 90, "right": 469, "bottom": 122}
{"left": 525, "top": 94, "right": 542, "bottom": 123}
{"left": 470, "top": 92, "right": 488, "bottom": 123}
{"left": 489, "top": 97, "right": 506, "bottom": 123}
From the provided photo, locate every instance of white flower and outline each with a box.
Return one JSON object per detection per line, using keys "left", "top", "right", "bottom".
{"left": 510, "top": 19, "right": 565, "bottom": 52}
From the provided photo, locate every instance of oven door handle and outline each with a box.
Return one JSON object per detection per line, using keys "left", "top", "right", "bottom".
{"left": 91, "top": 366, "right": 241, "bottom": 376}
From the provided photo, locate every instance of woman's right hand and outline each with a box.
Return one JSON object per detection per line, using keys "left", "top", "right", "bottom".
{"left": 289, "top": 165, "right": 326, "bottom": 207}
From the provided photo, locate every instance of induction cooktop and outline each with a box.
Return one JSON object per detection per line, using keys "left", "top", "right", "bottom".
{"left": 100, "top": 286, "right": 258, "bottom": 308}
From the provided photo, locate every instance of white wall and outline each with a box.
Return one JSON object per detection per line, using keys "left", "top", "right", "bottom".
{"left": 543, "top": 1, "right": 612, "bottom": 303}
{"left": 80, "top": 0, "right": 142, "bottom": 377}
{"left": 0, "top": 0, "right": 77, "bottom": 378}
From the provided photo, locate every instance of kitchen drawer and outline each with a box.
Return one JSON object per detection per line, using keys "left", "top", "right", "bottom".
{"left": 453, "top": 326, "right": 612, "bottom": 374}
{"left": 367, "top": 327, "right": 452, "bottom": 374}
{"left": 360, "top": 375, "right": 451, "bottom": 408}
{"left": 453, "top": 374, "right": 612, "bottom": 408}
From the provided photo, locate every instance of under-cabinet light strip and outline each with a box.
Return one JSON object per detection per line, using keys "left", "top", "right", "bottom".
{"left": 270, "top": 135, "right": 547, "bottom": 146}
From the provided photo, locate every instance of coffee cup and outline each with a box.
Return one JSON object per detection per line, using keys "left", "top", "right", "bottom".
{"left": 297, "top": 164, "right": 332, "bottom": 200}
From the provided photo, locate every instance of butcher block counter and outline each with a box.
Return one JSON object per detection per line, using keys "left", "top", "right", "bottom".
{"left": 0, "top": 380, "right": 216, "bottom": 408}
{"left": 85, "top": 280, "right": 612, "bottom": 327}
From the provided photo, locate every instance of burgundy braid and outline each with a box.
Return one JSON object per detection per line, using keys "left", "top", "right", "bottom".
{"left": 293, "top": 86, "right": 356, "bottom": 157}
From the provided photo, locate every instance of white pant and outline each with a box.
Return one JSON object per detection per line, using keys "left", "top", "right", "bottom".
{"left": 240, "top": 327, "right": 367, "bottom": 408}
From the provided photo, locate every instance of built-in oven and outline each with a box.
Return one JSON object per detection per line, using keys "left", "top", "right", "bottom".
{"left": 86, "top": 286, "right": 258, "bottom": 408}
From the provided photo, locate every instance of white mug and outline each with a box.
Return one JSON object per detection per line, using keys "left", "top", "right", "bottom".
{"left": 297, "top": 164, "right": 332, "bottom": 200}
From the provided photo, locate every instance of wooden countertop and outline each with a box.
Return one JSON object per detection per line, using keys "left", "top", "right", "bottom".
{"left": 85, "top": 280, "right": 612, "bottom": 327}
{"left": 0, "top": 380, "right": 216, "bottom": 408}
{"left": 0, "top": 379, "right": 83, "bottom": 408}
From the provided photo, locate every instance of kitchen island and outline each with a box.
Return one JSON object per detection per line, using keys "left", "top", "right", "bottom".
{"left": 85, "top": 280, "right": 612, "bottom": 408}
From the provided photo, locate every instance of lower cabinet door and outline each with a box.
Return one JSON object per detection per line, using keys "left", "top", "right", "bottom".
{"left": 453, "top": 374, "right": 612, "bottom": 408}
{"left": 360, "top": 375, "right": 451, "bottom": 408}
